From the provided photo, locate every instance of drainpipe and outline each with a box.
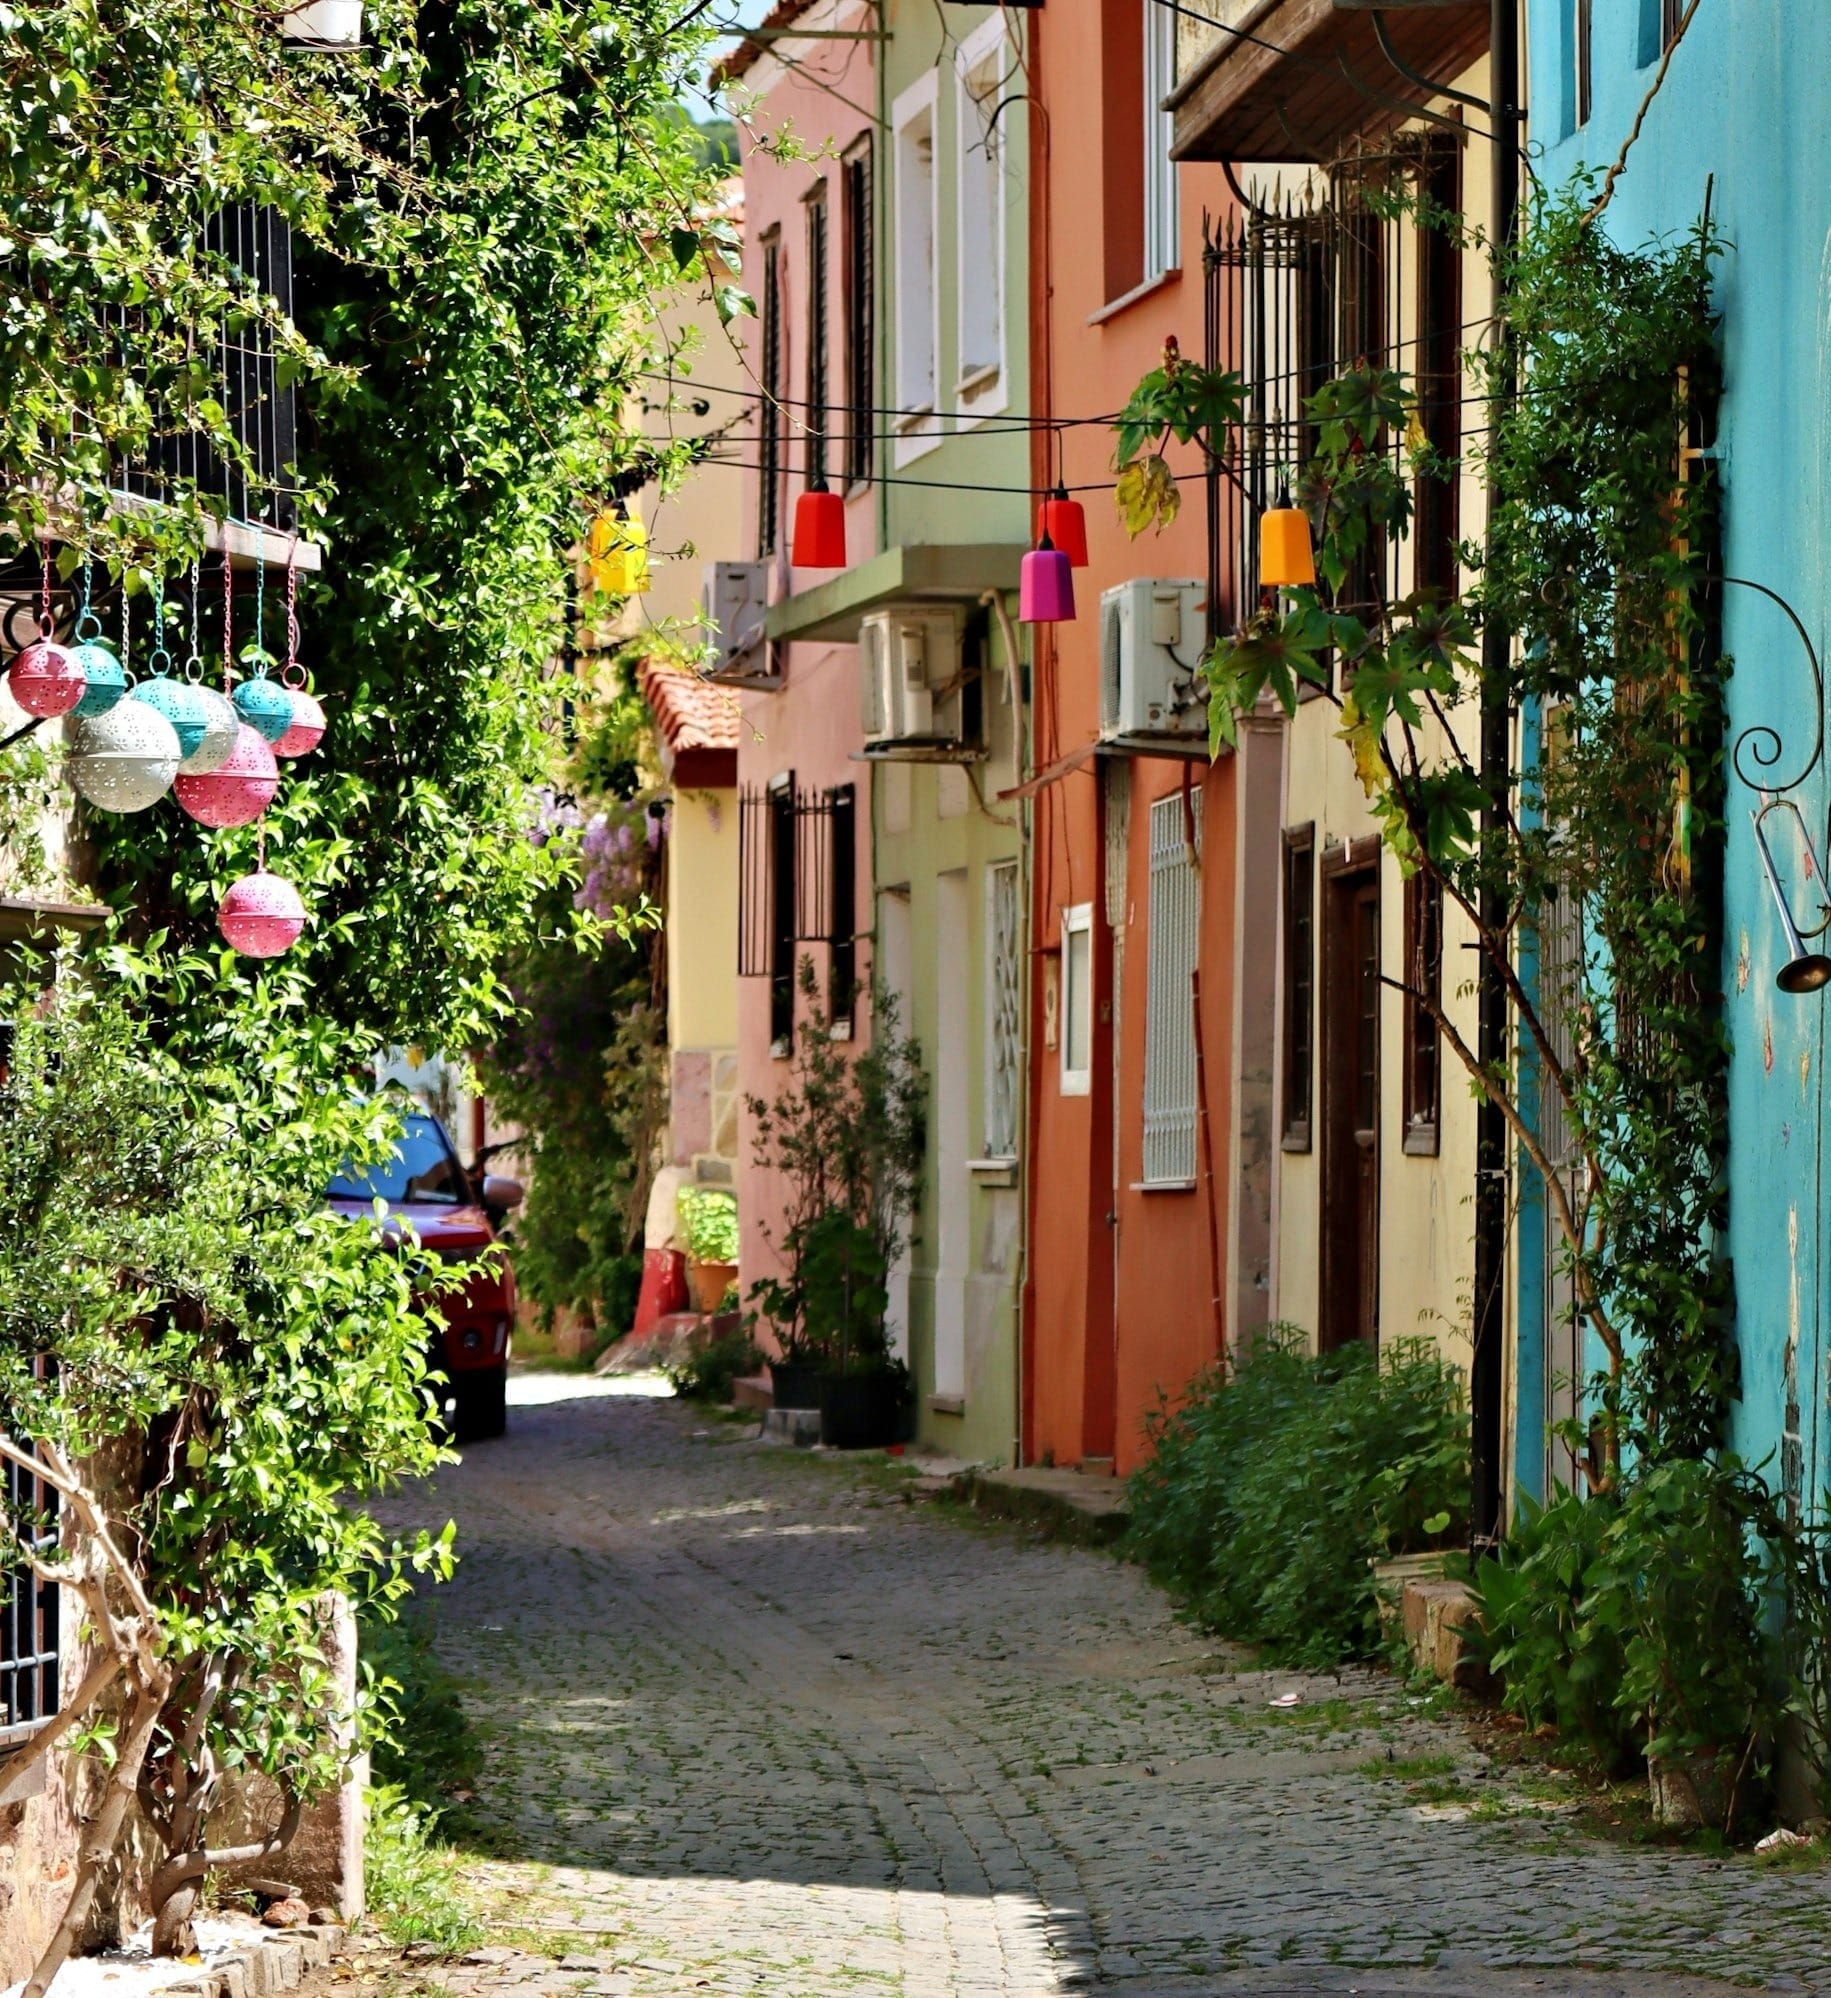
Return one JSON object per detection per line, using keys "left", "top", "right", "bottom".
{"left": 1472, "top": 0, "right": 1520, "bottom": 1552}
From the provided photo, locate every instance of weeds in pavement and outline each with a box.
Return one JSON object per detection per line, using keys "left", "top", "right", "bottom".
{"left": 365, "top": 1785, "right": 485, "bottom": 1955}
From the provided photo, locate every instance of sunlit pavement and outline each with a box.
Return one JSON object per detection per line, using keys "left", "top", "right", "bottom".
{"left": 378, "top": 1381, "right": 1831, "bottom": 1997}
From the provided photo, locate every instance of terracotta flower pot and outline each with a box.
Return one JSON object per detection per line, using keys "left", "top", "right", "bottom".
{"left": 689, "top": 1259, "right": 738, "bottom": 1315}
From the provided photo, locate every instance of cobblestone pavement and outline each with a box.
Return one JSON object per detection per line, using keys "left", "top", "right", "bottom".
{"left": 380, "top": 1382, "right": 1831, "bottom": 1997}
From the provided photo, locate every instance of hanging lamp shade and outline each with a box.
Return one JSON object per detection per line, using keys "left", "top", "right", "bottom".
{"left": 792, "top": 488, "right": 847, "bottom": 569}
{"left": 1019, "top": 538, "right": 1075, "bottom": 624}
{"left": 588, "top": 507, "right": 650, "bottom": 595}
{"left": 274, "top": 687, "right": 326, "bottom": 759}
{"left": 174, "top": 723, "right": 279, "bottom": 829}
{"left": 1039, "top": 494, "right": 1089, "bottom": 569}
{"left": 218, "top": 869, "right": 308, "bottom": 958}
{"left": 179, "top": 686, "right": 241, "bottom": 776}
{"left": 234, "top": 676, "right": 295, "bottom": 745}
{"left": 69, "top": 641, "right": 127, "bottom": 719}
{"left": 66, "top": 697, "right": 182, "bottom": 813}
{"left": 135, "top": 676, "right": 216, "bottom": 764}
{"left": 1259, "top": 506, "right": 1316, "bottom": 588}
{"left": 8, "top": 637, "right": 84, "bottom": 719}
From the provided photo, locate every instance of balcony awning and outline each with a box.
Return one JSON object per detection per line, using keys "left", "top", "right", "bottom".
{"left": 765, "top": 543, "right": 1028, "bottom": 645}
{"left": 0, "top": 896, "right": 108, "bottom": 944}
{"left": 1167, "top": 0, "right": 1489, "bottom": 165}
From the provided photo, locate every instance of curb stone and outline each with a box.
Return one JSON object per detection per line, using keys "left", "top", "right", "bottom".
{"left": 163, "top": 1924, "right": 343, "bottom": 1998}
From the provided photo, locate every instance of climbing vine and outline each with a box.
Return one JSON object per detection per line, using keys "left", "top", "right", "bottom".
{"left": 1115, "top": 182, "right": 1729, "bottom": 1481}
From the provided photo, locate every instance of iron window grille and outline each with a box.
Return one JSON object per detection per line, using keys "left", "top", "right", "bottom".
{"left": 739, "top": 781, "right": 858, "bottom": 1044}
{"left": 2, "top": 1407, "right": 59, "bottom": 1749}
{"left": 1575, "top": 0, "right": 1594, "bottom": 128}
{"left": 110, "top": 204, "right": 299, "bottom": 534}
{"left": 842, "top": 138, "right": 875, "bottom": 490}
{"left": 984, "top": 858, "right": 1022, "bottom": 1160}
{"left": 758, "top": 231, "right": 784, "bottom": 557}
{"left": 1142, "top": 791, "right": 1204, "bottom": 1187}
{"left": 1202, "top": 147, "right": 1464, "bottom": 649}
{"left": 804, "top": 185, "right": 830, "bottom": 494}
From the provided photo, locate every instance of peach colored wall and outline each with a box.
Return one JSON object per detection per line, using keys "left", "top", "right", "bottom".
{"left": 1024, "top": 0, "right": 1241, "bottom": 1472}
{"left": 725, "top": 17, "right": 879, "bottom": 1334}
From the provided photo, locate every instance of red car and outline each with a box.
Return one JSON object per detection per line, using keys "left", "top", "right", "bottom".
{"left": 326, "top": 1107, "right": 521, "bottom": 1441}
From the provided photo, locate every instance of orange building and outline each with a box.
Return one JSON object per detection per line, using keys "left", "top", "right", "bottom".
{"left": 1021, "top": 0, "right": 1279, "bottom": 1475}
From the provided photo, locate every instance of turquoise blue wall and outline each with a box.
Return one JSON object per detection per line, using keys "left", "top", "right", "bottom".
{"left": 1522, "top": 0, "right": 1831, "bottom": 1510}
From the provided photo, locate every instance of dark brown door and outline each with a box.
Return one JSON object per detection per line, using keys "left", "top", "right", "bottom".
{"left": 1321, "top": 855, "right": 1380, "bottom": 1351}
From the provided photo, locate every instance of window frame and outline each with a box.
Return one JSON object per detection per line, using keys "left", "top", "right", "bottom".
{"left": 1, "top": 1401, "right": 60, "bottom": 1750}
{"left": 1141, "top": 790, "right": 1203, "bottom": 1189}
{"left": 1280, "top": 823, "right": 1315, "bottom": 1152}
{"left": 757, "top": 226, "right": 784, "bottom": 557}
{"left": 841, "top": 135, "right": 875, "bottom": 493}
{"left": 1059, "top": 901, "right": 1093, "bottom": 1097}
{"left": 767, "top": 772, "right": 797, "bottom": 1053}
{"left": 984, "top": 857, "right": 1022, "bottom": 1160}
{"left": 803, "top": 180, "right": 830, "bottom": 495}
{"left": 827, "top": 781, "right": 857, "bottom": 1039}
{"left": 1402, "top": 867, "right": 1443, "bottom": 1157}
{"left": 954, "top": 15, "right": 1010, "bottom": 419}
{"left": 1574, "top": 0, "right": 1593, "bottom": 129}
{"left": 891, "top": 69, "right": 941, "bottom": 465}
{"left": 1142, "top": 0, "right": 1179, "bottom": 283}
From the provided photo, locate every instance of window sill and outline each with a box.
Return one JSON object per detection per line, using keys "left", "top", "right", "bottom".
{"left": 967, "top": 1157, "right": 1018, "bottom": 1186}
{"left": 1281, "top": 1130, "right": 1312, "bottom": 1154}
{"left": 1060, "top": 1072, "right": 1091, "bottom": 1098}
{"left": 929, "top": 1394, "right": 966, "bottom": 1417}
{"left": 1087, "top": 265, "right": 1181, "bottom": 327}
{"left": 957, "top": 362, "right": 1002, "bottom": 397}
{"left": 1403, "top": 1123, "right": 1440, "bottom": 1158}
{"left": 1132, "top": 1178, "right": 1195, "bottom": 1193}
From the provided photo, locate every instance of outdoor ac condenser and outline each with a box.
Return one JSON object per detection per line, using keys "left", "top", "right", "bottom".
{"left": 1098, "top": 578, "right": 1208, "bottom": 747}
{"left": 859, "top": 607, "right": 962, "bottom": 745}
{"left": 701, "top": 561, "right": 771, "bottom": 677}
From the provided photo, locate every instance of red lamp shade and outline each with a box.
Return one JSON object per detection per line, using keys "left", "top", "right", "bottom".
{"left": 1038, "top": 495, "right": 1089, "bottom": 568}
{"left": 274, "top": 687, "right": 326, "bottom": 759}
{"left": 1020, "top": 542, "right": 1075, "bottom": 624}
{"left": 792, "top": 487, "right": 847, "bottom": 569}
{"left": 7, "top": 638, "right": 84, "bottom": 718}
{"left": 218, "top": 870, "right": 307, "bottom": 959}
{"left": 174, "top": 723, "right": 279, "bottom": 829}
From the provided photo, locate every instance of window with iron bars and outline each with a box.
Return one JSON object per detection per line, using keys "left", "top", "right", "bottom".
{"left": 1142, "top": 791, "right": 1203, "bottom": 1186}
{"left": 842, "top": 138, "right": 875, "bottom": 490}
{"left": 1, "top": 1402, "right": 59, "bottom": 1748}
{"left": 738, "top": 780, "right": 857, "bottom": 1046}
{"left": 804, "top": 184, "right": 830, "bottom": 495}
{"left": 758, "top": 230, "right": 784, "bottom": 557}
{"left": 110, "top": 204, "right": 299, "bottom": 534}
{"left": 1202, "top": 146, "right": 1464, "bottom": 648}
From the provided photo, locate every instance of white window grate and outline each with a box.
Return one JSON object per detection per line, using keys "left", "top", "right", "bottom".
{"left": 985, "top": 860, "right": 1022, "bottom": 1158}
{"left": 1142, "top": 791, "right": 1203, "bottom": 1184}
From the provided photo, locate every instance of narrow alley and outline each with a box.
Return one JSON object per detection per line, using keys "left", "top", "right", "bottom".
{"left": 376, "top": 1384, "right": 1831, "bottom": 1998}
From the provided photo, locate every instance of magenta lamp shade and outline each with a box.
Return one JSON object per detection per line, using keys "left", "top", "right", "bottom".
{"left": 274, "top": 687, "right": 326, "bottom": 759}
{"left": 1020, "top": 542, "right": 1075, "bottom": 624}
{"left": 8, "top": 637, "right": 84, "bottom": 718}
{"left": 174, "top": 723, "right": 279, "bottom": 829}
{"left": 792, "top": 488, "right": 847, "bottom": 568}
{"left": 218, "top": 870, "right": 307, "bottom": 958}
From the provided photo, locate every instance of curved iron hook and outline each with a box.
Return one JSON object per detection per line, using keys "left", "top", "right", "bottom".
{"left": 1720, "top": 571, "right": 1824, "bottom": 797}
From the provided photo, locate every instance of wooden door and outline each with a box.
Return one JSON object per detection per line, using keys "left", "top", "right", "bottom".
{"left": 1321, "top": 849, "right": 1380, "bottom": 1351}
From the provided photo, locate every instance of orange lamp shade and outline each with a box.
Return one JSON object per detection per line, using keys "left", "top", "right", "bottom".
{"left": 1259, "top": 506, "right": 1316, "bottom": 588}
{"left": 792, "top": 487, "right": 847, "bottom": 569}
{"left": 1038, "top": 494, "right": 1089, "bottom": 568}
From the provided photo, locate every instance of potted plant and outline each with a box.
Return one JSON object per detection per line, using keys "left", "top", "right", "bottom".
{"left": 678, "top": 1185, "right": 739, "bottom": 1316}
{"left": 743, "top": 958, "right": 926, "bottom": 1424}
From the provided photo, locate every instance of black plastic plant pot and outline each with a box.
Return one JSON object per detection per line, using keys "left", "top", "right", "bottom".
{"left": 770, "top": 1358, "right": 824, "bottom": 1410}
{"left": 819, "top": 1371, "right": 902, "bottom": 1450}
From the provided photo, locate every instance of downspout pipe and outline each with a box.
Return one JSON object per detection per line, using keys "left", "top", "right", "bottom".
{"left": 1472, "top": 0, "right": 1520, "bottom": 1552}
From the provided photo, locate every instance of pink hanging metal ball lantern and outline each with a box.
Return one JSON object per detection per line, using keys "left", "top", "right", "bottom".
{"left": 174, "top": 723, "right": 279, "bottom": 828}
{"left": 274, "top": 687, "right": 326, "bottom": 759}
{"left": 218, "top": 870, "right": 307, "bottom": 959}
{"left": 7, "top": 633, "right": 84, "bottom": 718}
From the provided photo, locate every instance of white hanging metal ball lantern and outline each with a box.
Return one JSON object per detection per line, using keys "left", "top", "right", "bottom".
{"left": 66, "top": 696, "right": 182, "bottom": 813}
{"left": 182, "top": 685, "right": 241, "bottom": 776}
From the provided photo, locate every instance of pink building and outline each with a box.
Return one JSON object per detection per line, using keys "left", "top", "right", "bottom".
{"left": 713, "top": 0, "right": 879, "bottom": 1332}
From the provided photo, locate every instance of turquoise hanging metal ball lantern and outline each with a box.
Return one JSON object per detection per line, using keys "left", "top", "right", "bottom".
{"left": 234, "top": 675, "right": 294, "bottom": 745}
{"left": 135, "top": 673, "right": 216, "bottom": 763}
{"left": 70, "top": 640, "right": 126, "bottom": 718}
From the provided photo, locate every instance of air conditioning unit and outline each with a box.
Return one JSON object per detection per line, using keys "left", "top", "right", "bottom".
{"left": 1099, "top": 578, "right": 1208, "bottom": 749}
{"left": 701, "top": 561, "right": 771, "bottom": 680}
{"left": 859, "top": 607, "right": 963, "bottom": 747}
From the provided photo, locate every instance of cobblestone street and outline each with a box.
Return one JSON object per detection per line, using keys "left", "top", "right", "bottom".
{"left": 382, "top": 1381, "right": 1831, "bottom": 1996}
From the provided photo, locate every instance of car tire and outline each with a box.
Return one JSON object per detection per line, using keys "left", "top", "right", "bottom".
{"left": 453, "top": 1367, "right": 508, "bottom": 1442}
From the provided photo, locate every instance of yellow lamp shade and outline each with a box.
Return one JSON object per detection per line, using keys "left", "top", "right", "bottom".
{"left": 1259, "top": 506, "right": 1316, "bottom": 589}
{"left": 588, "top": 507, "right": 650, "bottom": 596}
